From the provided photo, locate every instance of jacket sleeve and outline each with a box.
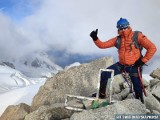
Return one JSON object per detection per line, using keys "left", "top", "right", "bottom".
{"left": 94, "top": 37, "right": 117, "bottom": 49}
{"left": 138, "top": 33, "right": 157, "bottom": 63}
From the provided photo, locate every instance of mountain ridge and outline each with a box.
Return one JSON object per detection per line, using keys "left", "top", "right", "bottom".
{"left": 0, "top": 52, "right": 63, "bottom": 78}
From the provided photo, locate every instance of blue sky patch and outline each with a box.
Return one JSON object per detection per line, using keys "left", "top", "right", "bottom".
{"left": 0, "top": 0, "right": 41, "bottom": 21}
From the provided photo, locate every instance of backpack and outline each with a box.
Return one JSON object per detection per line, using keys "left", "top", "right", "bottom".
{"left": 115, "top": 31, "right": 143, "bottom": 56}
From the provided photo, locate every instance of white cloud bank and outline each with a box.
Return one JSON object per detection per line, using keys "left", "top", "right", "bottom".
{"left": 0, "top": 0, "right": 159, "bottom": 72}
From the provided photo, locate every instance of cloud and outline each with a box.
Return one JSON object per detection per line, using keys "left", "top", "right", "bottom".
{"left": 0, "top": 0, "right": 159, "bottom": 73}
{"left": 20, "top": 0, "right": 160, "bottom": 54}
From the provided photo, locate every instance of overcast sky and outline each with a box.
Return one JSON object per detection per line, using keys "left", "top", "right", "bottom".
{"left": 0, "top": 0, "right": 159, "bottom": 72}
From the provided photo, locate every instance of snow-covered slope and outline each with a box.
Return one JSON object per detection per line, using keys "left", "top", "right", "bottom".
{"left": 0, "top": 64, "right": 34, "bottom": 94}
{"left": 0, "top": 63, "right": 46, "bottom": 115}
{"left": 0, "top": 79, "right": 45, "bottom": 116}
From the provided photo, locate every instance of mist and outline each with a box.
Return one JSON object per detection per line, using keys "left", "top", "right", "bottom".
{"left": 0, "top": 0, "right": 159, "bottom": 73}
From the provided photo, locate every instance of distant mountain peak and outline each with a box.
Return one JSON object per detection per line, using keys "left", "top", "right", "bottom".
{"left": 0, "top": 51, "right": 63, "bottom": 78}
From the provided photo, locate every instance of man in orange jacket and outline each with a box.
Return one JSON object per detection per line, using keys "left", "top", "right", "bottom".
{"left": 90, "top": 18, "right": 157, "bottom": 103}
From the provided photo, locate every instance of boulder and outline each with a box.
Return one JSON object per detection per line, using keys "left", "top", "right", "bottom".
{"left": 152, "top": 110, "right": 160, "bottom": 114}
{"left": 151, "top": 82, "right": 160, "bottom": 101}
{"left": 0, "top": 103, "right": 30, "bottom": 120}
{"left": 31, "top": 57, "right": 113, "bottom": 111}
{"left": 150, "top": 68, "right": 160, "bottom": 79}
{"left": 150, "top": 78, "right": 160, "bottom": 88}
{"left": 144, "top": 91, "right": 160, "bottom": 113}
{"left": 112, "top": 74, "right": 125, "bottom": 94}
{"left": 70, "top": 99, "right": 147, "bottom": 120}
{"left": 24, "top": 103, "right": 73, "bottom": 120}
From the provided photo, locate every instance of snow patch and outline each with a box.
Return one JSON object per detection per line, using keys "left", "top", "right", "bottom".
{"left": 65, "top": 62, "right": 81, "bottom": 70}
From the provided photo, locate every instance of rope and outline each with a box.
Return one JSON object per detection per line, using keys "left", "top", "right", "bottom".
{"left": 138, "top": 67, "right": 147, "bottom": 97}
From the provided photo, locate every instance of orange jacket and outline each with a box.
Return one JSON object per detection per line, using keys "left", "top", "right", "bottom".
{"left": 94, "top": 28, "right": 157, "bottom": 65}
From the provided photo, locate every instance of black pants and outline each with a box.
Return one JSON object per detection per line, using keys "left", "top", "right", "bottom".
{"left": 99, "top": 62, "right": 144, "bottom": 103}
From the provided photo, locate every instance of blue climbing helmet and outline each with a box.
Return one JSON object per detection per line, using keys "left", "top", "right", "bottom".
{"left": 116, "top": 18, "right": 130, "bottom": 30}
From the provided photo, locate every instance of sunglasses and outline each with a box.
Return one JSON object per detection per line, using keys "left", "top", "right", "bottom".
{"left": 118, "top": 25, "right": 129, "bottom": 30}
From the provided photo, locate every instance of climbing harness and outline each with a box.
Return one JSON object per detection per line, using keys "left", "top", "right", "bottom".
{"left": 122, "top": 70, "right": 135, "bottom": 97}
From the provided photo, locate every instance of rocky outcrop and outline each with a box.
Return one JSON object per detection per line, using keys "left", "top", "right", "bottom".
{"left": 2, "top": 62, "right": 15, "bottom": 69}
{"left": 151, "top": 82, "right": 160, "bottom": 100}
{"left": 24, "top": 103, "right": 73, "bottom": 120}
{"left": 70, "top": 99, "right": 147, "bottom": 120}
{"left": 1, "top": 57, "right": 160, "bottom": 120}
{"left": 0, "top": 103, "right": 30, "bottom": 120}
{"left": 31, "top": 57, "right": 113, "bottom": 111}
{"left": 150, "top": 68, "right": 160, "bottom": 79}
{"left": 150, "top": 78, "right": 160, "bottom": 88}
{"left": 144, "top": 91, "right": 160, "bottom": 113}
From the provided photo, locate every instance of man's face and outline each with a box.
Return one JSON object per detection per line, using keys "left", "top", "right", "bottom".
{"left": 118, "top": 26, "right": 131, "bottom": 36}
